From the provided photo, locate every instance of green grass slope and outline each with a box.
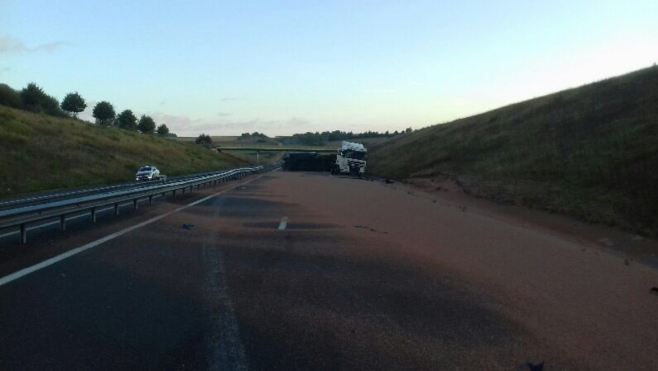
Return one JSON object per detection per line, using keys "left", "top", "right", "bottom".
{"left": 0, "top": 106, "right": 249, "bottom": 198}
{"left": 368, "top": 66, "right": 658, "bottom": 234}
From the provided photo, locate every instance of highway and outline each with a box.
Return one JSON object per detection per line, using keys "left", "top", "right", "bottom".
{"left": 1, "top": 170, "right": 657, "bottom": 370}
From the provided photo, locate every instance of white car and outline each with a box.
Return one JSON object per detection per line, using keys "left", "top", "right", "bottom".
{"left": 135, "top": 166, "right": 161, "bottom": 181}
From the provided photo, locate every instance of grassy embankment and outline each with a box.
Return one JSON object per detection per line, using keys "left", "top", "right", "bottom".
{"left": 0, "top": 106, "right": 249, "bottom": 198}
{"left": 368, "top": 66, "right": 658, "bottom": 235}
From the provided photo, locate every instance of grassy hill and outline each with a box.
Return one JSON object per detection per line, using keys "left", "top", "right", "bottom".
{"left": 0, "top": 106, "right": 249, "bottom": 198}
{"left": 368, "top": 66, "right": 658, "bottom": 235}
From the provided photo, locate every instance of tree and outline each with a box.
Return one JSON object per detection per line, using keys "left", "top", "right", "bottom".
{"left": 19, "top": 82, "right": 65, "bottom": 117}
{"left": 195, "top": 133, "right": 212, "bottom": 145}
{"left": 0, "top": 83, "right": 21, "bottom": 108}
{"left": 156, "top": 124, "right": 170, "bottom": 136}
{"left": 20, "top": 83, "right": 46, "bottom": 112}
{"left": 92, "top": 101, "right": 116, "bottom": 126}
{"left": 116, "top": 109, "right": 138, "bottom": 131}
{"left": 405, "top": 127, "right": 413, "bottom": 133}
{"left": 61, "top": 92, "right": 87, "bottom": 118}
{"left": 138, "top": 115, "right": 156, "bottom": 134}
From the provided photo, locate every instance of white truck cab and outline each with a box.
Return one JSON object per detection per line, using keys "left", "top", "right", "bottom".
{"left": 331, "top": 141, "right": 368, "bottom": 176}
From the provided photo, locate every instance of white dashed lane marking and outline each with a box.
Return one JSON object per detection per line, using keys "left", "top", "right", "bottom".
{"left": 278, "top": 217, "right": 288, "bottom": 230}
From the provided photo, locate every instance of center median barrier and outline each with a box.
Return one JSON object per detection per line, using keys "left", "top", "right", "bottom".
{"left": 0, "top": 166, "right": 264, "bottom": 244}
{"left": 0, "top": 168, "right": 254, "bottom": 211}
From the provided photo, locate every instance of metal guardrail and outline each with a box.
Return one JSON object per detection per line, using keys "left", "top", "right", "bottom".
{"left": 0, "top": 166, "right": 264, "bottom": 244}
{"left": 0, "top": 168, "right": 245, "bottom": 211}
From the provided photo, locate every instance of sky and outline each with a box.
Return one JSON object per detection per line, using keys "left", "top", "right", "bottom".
{"left": 1, "top": 0, "right": 657, "bottom": 137}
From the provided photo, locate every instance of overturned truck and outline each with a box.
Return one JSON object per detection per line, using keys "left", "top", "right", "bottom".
{"left": 282, "top": 141, "right": 368, "bottom": 176}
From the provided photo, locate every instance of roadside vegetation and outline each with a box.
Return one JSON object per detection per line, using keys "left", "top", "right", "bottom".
{"left": 0, "top": 82, "right": 173, "bottom": 137}
{"left": 368, "top": 66, "right": 658, "bottom": 235}
{"left": 0, "top": 106, "right": 248, "bottom": 198}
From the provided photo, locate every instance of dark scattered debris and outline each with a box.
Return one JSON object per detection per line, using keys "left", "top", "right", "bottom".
{"left": 182, "top": 224, "right": 195, "bottom": 230}
{"left": 235, "top": 186, "right": 248, "bottom": 190}
{"left": 354, "top": 225, "right": 388, "bottom": 234}
{"left": 651, "top": 287, "right": 658, "bottom": 295}
{"left": 518, "top": 361, "right": 544, "bottom": 371}
{"left": 599, "top": 238, "right": 614, "bottom": 247}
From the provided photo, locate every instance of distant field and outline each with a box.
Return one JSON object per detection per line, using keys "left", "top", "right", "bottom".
{"left": 0, "top": 106, "right": 249, "bottom": 198}
{"left": 175, "top": 135, "right": 241, "bottom": 143}
{"left": 176, "top": 135, "right": 279, "bottom": 145}
{"left": 369, "top": 66, "right": 658, "bottom": 235}
{"left": 225, "top": 150, "right": 285, "bottom": 165}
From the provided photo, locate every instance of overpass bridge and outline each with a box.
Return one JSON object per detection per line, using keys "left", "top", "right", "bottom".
{"left": 215, "top": 145, "right": 338, "bottom": 164}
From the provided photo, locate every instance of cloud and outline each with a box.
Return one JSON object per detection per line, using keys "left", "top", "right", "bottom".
{"left": 216, "top": 112, "right": 232, "bottom": 117}
{"left": 0, "top": 36, "right": 67, "bottom": 54}
{"left": 219, "top": 96, "right": 243, "bottom": 102}
{"left": 0, "top": 66, "right": 10, "bottom": 75}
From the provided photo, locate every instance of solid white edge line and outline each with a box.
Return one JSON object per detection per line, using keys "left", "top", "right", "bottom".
{"left": 278, "top": 217, "right": 288, "bottom": 230}
{"left": 0, "top": 174, "right": 266, "bottom": 287}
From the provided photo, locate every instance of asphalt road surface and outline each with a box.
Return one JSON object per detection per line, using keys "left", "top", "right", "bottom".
{"left": 1, "top": 171, "right": 657, "bottom": 370}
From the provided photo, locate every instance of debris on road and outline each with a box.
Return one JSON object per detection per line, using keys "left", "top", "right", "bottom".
{"left": 599, "top": 238, "right": 615, "bottom": 247}
{"left": 518, "top": 361, "right": 544, "bottom": 371}
{"left": 354, "top": 225, "right": 388, "bottom": 234}
{"left": 235, "top": 186, "right": 248, "bottom": 190}
{"left": 651, "top": 287, "right": 658, "bottom": 295}
{"left": 182, "top": 224, "right": 195, "bottom": 230}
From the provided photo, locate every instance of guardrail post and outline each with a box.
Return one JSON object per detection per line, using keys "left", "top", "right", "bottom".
{"left": 149, "top": 195, "right": 153, "bottom": 205}
{"left": 115, "top": 203, "right": 120, "bottom": 216}
{"left": 60, "top": 215, "right": 66, "bottom": 231}
{"left": 133, "top": 199, "right": 139, "bottom": 210}
{"left": 182, "top": 187, "right": 185, "bottom": 194}
{"left": 162, "top": 192, "right": 166, "bottom": 199}
{"left": 91, "top": 207, "right": 97, "bottom": 223}
{"left": 20, "top": 224, "right": 27, "bottom": 244}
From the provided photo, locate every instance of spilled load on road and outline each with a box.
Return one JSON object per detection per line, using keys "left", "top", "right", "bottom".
{"left": 331, "top": 141, "right": 368, "bottom": 176}
{"left": 282, "top": 152, "right": 337, "bottom": 172}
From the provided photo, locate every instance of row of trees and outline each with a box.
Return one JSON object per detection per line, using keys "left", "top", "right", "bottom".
{"left": 291, "top": 128, "right": 413, "bottom": 146}
{"left": 0, "top": 82, "right": 173, "bottom": 136}
{"left": 91, "top": 101, "right": 170, "bottom": 135}
{"left": 0, "top": 82, "right": 68, "bottom": 117}
{"left": 239, "top": 132, "right": 269, "bottom": 140}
